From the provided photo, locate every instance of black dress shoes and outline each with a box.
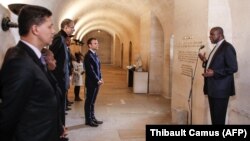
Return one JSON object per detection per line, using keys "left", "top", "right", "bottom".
{"left": 74, "top": 97, "right": 83, "bottom": 101}
{"left": 85, "top": 121, "right": 98, "bottom": 127}
{"left": 67, "top": 101, "right": 74, "bottom": 105}
{"left": 60, "top": 137, "right": 69, "bottom": 141}
{"left": 65, "top": 107, "right": 71, "bottom": 111}
{"left": 92, "top": 118, "right": 103, "bottom": 124}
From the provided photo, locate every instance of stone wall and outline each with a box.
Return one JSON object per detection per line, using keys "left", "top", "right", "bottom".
{"left": 171, "top": 0, "right": 250, "bottom": 124}
{"left": 0, "top": 4, "right": 16, "bottom": 68}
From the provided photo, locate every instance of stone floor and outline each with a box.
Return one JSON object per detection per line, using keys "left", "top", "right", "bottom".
{"left": 66, "top": 65, "right": 171, "bottom": 141}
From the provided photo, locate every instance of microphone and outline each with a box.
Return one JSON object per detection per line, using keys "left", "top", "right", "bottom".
{"left": 199, "top": 45, "right": 205, "bottom": 50}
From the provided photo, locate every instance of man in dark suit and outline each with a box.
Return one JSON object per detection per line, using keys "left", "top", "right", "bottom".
{"left": 84, "top": 37, "right": 104, "bottom": 127}
{"left": 199, "top": 27, "right": 238, "bottom": 125}
{"left": 0, "top": 5, "right": 66, "bottom": 141}
{"left": 49, "top": 18, "right": 75, "bottom": 123}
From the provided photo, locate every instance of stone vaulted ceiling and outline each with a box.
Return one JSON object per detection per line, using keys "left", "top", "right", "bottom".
{"left": 0, "top": 0, "right": 173, "bottom": 41}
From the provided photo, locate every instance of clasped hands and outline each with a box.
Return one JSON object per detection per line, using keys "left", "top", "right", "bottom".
{"left": 198, "top": 53, "right": 214, "bottom": 77}
{"left": 98, "top": 79, "right": 104, "bottom": 85}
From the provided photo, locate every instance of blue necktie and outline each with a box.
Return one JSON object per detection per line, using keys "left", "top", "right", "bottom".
{"left": 93, "top": 53, "right": 100, "bottom": 78}
{"left": 40, "top": 56, "right": 47, "bottom": 72}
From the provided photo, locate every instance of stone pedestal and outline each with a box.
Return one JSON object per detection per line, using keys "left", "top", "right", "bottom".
{"left": 133, "top": 72, "right": 148, "bottom": 93}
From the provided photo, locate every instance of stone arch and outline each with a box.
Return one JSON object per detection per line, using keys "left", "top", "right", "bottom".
{"left": 148, "top": 13, "right": 164, "bottom": 94}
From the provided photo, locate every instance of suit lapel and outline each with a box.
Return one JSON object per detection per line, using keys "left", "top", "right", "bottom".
{"left": 18, "top": 41, "right": 42, "bottom": 68}
{"left": 89, "top": 51, "right": 98, "bottom": 63}
{"left": 209, "top": 40, "right": 225, "bottom": 67}
{"left": 18, "top": 41, "right": 55, "bottom": 85}
{"left": 88, "top": 50, "right": 101, "bottom": 78}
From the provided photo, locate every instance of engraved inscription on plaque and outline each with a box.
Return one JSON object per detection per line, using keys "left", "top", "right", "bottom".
{"left": 176, "top": 38, "right": 203, "bottom": 76}
{"left": 181, "top": 64, "right": 193, "bottom": 77}
{"left": 178, "top": 51, "right": 197, "bottom": 63}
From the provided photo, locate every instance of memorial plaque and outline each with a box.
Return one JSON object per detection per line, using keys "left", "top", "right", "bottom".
{"left": 176, "top": 38, "right": 203, "bottom": 77}
{"left": 171, "top": 36, "right": 206, "bottom": 124}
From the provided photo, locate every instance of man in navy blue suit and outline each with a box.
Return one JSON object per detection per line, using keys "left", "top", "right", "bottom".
{"left": 199, "top": 27, "right": 238, "bottom": 125}
{"left": 84, "top": 37, "right": 104, "bottom": 127}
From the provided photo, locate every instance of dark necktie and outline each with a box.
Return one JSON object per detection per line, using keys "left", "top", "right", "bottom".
{"left": 40, "top": 56, "right": 47, "bottom": 72}
{"left": 93, "top": 53, "right": 100, "bottom": 77}
{"left": 93, "top": 53, "right": 98, "bottom": 60}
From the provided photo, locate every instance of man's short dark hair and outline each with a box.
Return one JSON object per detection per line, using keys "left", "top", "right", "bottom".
{"left": 87, "top": 37, "right": 97, "bottom": 46}
{"left": 212, "top": 26, "right": 224, "bottom": 38}
{"left": 18, "top": 5, "right": 52, "bottom": 36}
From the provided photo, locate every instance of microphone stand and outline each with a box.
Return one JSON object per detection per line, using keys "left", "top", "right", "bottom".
{"left": 188, "top": 47, "right": 202, "bottom": 125}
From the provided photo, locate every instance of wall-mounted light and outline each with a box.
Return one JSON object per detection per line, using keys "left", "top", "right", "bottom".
{"left": 1, "top": 3, "right": 26, "bottom": 31}
{"left": 8, "top": 3, "right": 26, "bottom": 15}
{"left": 1, "top": 17, "right": 18, "bottom": 31}
{"left": 78, "top": 41, "right": 84, "bottom": 46}
{"left": 73, "top": 39, "right": 84, "bottom": 46}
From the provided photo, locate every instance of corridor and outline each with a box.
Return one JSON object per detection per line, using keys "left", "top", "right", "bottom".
{"left": 66, "top": 65, "right": 171, "bottom": 141}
